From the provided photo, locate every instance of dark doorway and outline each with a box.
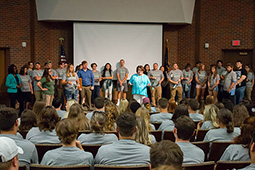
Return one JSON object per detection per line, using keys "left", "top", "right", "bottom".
{"left": 0, "top": 48, "right": 10, "bottom": 106}
{"left": 222, "top": 49, "right": 253, "bottom": 68}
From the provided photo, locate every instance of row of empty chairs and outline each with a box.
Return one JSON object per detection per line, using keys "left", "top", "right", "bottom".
{"left": 19, "top": 161, "right": 251, "bottom": 170}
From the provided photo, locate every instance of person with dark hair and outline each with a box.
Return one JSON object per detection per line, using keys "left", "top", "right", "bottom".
{"left": 150, "top": 140, "right": 183, "bottom": 170}
{"left": 19, "top": 66, "right": 33, "bottom": 114}
{"left": 144, "top": 64, "right": 150, "bottom": 76}
{"left": 52, "top": 98, "right": 67, "bottom": 119}
{"left": 208, "top": 65, "right": 220, "bottom": 103}
{"left": 5, "top": 64, "right": 22, "bottom": 109}
{"left": 158, "top": 104, "right": 189, "bottom": 131}
{"left": 232, "top": 104, "right": 249, "bottom": 127}
{"left": 222, "top": 99, "right": 234, "bottom": 112}
{"left": 37, "top": 68, "right": 55, "bottom": 106}
{"left": 86, "top": 96, "right": 105, "bottom": 120}
{"left": 130, "top": 101, "right": 141, "bottom": 114}
{"left": 46, "top": 61, "right": 58, "bottom": 79}
{"left": 91, "top": 63, "right": 102, "bottom": 105}
{"left": 174, "top": 116, "right": 204, "bottom": 164}
{"left": 95, "top": 112, "right": 150, "bottom": 165}
{"left": 32, "top": 62, "right": 44, "bottom": 101}
{"left": 223, "top": 63, "right": 237, "bottom": 105}
{"left": 245, "top": 64, "right": 254, "bottom": 101}
{"left": 27, "top": 61, "right": 34, "bottom": 78}
{"left": 182, "top": 63, "right": 193, "bottom": 99}
{"left": 234, "top": 60, "right": 247, "bottom": 105}
{"left": 19, "top": 109, "right": 37, "bottom": 131}
{"left": 101, "top": 63, "right": 114, "bottom": 101}
{"left": 78, "top": 111, "right": 118, "bottom": 145}
{"left": 216, "top": 60, "right": 227, "bottom": 102}
{"left": 203, "top": 108, "right": 240, "bottom": 144}
{"left": 116, "top": 59, "right": 129, "bottom": 106}
{"left": 26, "top": 106, "right": 61, "bottom": 144}
{"left": 220, "top": 116, "right": 255, "bottom": 161}
{"left": 77, "top": 60, "right": 95, "bottom": 110}
{"left": 148, "top": 63, "right": 164, "bottom": 106}
{"left": 129, "top": 65, "right": 150, "bottom": 104}
{"left": 159, "top": 66, "right": 170, "bottom": 100}
{"left": 56, "top": 61, "right": 66, "bottom": 108}
{"left": 188, "top": 99, "right": 204, "bottom": 121}
{"left": 41, "top": 118, "right": 93, "bottom": 166}
{"left": 150, "top": 98, "right": 172, "bottom": 123}
{"left": 195, "top": 63, "right": 208, "bottom": 101}
{"left": 0, "top": 107, "right": 38, "bottom": 167}
{"left": 191, "top": 61, "right": 201, "bottom": 98}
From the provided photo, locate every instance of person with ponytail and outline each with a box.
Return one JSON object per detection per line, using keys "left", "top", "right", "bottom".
{"left": 203, "top": 108, "right": 240, "bottom": 144}
{"left": 78, "top": 111, "right": 118, "bottom": 145}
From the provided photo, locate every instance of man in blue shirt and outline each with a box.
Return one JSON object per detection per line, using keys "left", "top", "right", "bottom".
{"left": 77, "top": 60, "right": 94, "bottom": 110}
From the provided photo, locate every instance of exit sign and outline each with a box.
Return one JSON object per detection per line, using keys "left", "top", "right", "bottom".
{"left": 232, "top": 40, "right": 240, "bottom": 46}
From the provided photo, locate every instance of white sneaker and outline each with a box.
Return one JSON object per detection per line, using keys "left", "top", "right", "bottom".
{"left": 116, "top": 100, "right": 120, "bottom": 106}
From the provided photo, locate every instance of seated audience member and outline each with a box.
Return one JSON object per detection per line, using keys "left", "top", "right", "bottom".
{"left": 232, "top": 104, "right": 249, "bottom": 127}
{"left": 215, "top": 102, "right": 225, "bottom": 110}
{"left": 19, "top": 109, "right": 37, "bottom": 131}
{"left": 143, "top": 97, "right": 157, "bottom": 113}
{"left": 199, "top": 104, "right": 219, "bottom": 130}
{"left": 105, "top": 102, "right": 119, "bottom": 131}
{"left": 239, "top": 131, "right": 255, "bottom": 170}
{"left": 130, "top": 101, "right": 141, "bottom": 114}
{"left": 78, "top": 111, "right": 118, "bottom": 145}
{"left": 65, "top": 99, "right": 77, "bottom": 116}
{"left": 203, "top": 108, "right": 240, "bottom": 144}
{"left": 0, "top": 108, "right": 38, "bottom": 167}
{"left": 205, "top": 95, "right": 214, "bottom": 105}
{"left": 150, "top": 140, "right": 183, "bottom": 170}
{"left": 52, "top": 98, "right": 67, "bottom": 119}
{"left": 188, "top": 99, "right": 204, "bottom": 121}
{"left": 41, "top": 119, "right": 93, "bottom": 166}
{"left": 152, "top": 165, "right": 181, "bottom": 170}
{"left": 135, "top": 117, "right": 156, "bottom": 145}
{"left": 167, "top": 99, "right": 177, "bottom": 113}
{"left": 135, "top": 107, "right": 155, "bottom": 130}
{"left": 26, "top": 106, "right": 61, "bottom": 144}
{"left": 68, "top": 103, "right": 90, "bottom": 131}
{"left": 86, "top": 97, "right": 105, "bottom": 120}
{"left": 159, "top": 104, "right": 189, "bottom": 131}
{"left": 174, "top": 116, "right": 204, "bottom": 164}
{"left": 150, "top": 98, "right": 173, "bottom": 123}
{"left": 117, "top": 99, "right": 129, "bottom": 114}
{"left": 95, "top": 112, "right": 150, "bottom": 165}
{"left": 32, "top": 100, "right": 46, "bottom": 116}
{"left": 0, "top": 137, "right": 24, "bottom": 170}
{"left": 222, "top": 99, "right": 234, "bottom": 112}
{"left": 220, "top": 116, "right": 255, "bottom": 161}
{"left": 127, "top": 98, "right": 137, "bottom": 112}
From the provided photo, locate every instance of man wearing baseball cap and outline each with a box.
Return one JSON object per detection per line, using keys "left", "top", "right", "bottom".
{"left": 0, "top": 137, "right": 23, "bottom": 170}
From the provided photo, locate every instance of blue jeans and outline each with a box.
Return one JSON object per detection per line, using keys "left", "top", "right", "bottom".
{"left": 92, "top": 85, "right": 100, "bottom": 104}
{"left": 65, "top": 89, "right": 79, "bottom": 101}
{"left": 235, "top": 86, "right": 246, "bottom": 105}
{"left": 182, "top": 84, "right": 191, "bottom": 98}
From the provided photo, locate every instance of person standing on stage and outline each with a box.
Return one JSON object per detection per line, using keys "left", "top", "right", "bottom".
{"left": 27, "top": 61, "right": 34, "bottom": 79}
{"left": 77, "top": 60, "right": 94, "bottom": 110}
{"left": 168, "top": 63, "right": 183, "bottom": 103}
{"left": 46, "top": 61, "right": 58, "bottom": 80}
{"left": 223, "top": 63, "right": 237, "bottom": 105}
{"left": 191, "top": 61, "right": 201, "bottom": 98}
{"left": 182, "top": 63, "right": 193, "bottom": 99}
{"left": 116, "top": 59, "right": 129, "bottom": 106}
{"left": 129, "top": 65, "right": 150, "bottom": 104}
{"left": 32, "top": 62, "right": 44, "bottom": 101}
{"left": 217, "top": 60, "right": 226, "bottom": 102}
{"left": 148, "top": 63, "right": 164, "bottom": 106}
{"left": 91, "top": 63, "right": 102, "bottom": 105}
{"left": 208, "top": 65, "right": 220, "bottom": 103}
{"left": 234, "top": 60, "right": 247, "bottom": 105}
{"left": 102, "top": 63, "right": 114, "bottom": 101}
{"left": 195, "top": 63, "right": 207, "bottom": 101}
{"left": 245, "top": 64, "right": 254, "bottom": 101}
{"left": 56, "top": 62, "right": 66, "bottom": 103}
{"left": 144, "top": 64, "right": 151, "bottom": 100}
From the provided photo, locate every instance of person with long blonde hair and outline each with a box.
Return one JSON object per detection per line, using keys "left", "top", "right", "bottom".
{"left": 62, "top": 64, "right": 80, "bottom": 101}
{"left": 199, "top": 104, "right": 219, "bottom": 130}
{"left": 208, "top": 65, "right": 220, "bottom": 103}
{"left": 135, "top": 117, "right": 156, "bottom": 145}
{"left": 135, "top": 107, "right": 155, "bottom": 131}
{"left": 117, "top": 99, "right": 129, "bottom": 114}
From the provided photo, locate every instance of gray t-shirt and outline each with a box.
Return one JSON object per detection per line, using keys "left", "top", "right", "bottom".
{"left": 41, "top": 146, "right": 93, "bottom": 166}
{"left": 209, "top": 74, "right": 220, "bottom": 87}
{"left": 56, "top": 110, "right": 67, "bottom": 119}
{"left": 223, "top": 71, "right": 237, "bottom": 91}
{"left": 246, "top": 72, "right": 254, "bottom": 87}
{"left": 62, "top": 73, "right": 79, "bottom": 91}
{"left": 93, "top": 70, "right": 101, "bottom": 86}
{"left": 221, "top": 70, "right": 228, "bottom": 85}
{"left": 176, "top": 142, "right": 205, "bottom": 164}
{"left": 102, "top": 70, "right": 111, "bottom": 78}
{"left": 26, "top": 127, "right": 61, "bottom": 144}
{"left": 189, "top": 113, "right": 204, "bottom": 121}
{"left": 148, "top": 70, "right": 164, "bottom": 87}
{"left": 27, "top": 69, "right": 33, "bottom": 79}
{"left": 182, "top": 70, "right": 193, "bottom": 84}
{"left": 168, "top": 69, "right": 183, "bottom": 87}
{"left": 239, "top": 164, "right": 255, "bottom": 170}
{"left": 158, "top": 120, "right": 175, "bottom": 131}
{"left": 32, "top": 70, "right": 44, "bottom": 91}
{"left": 50, "top": 69, "right": 58, "bottom": 77}
{"left": 0, "top": 134, "right": 38, "bottom": 167}
{"left": 56, "top": 68, "right": 66, "bottom": 80}
{"left": 220, "top": 144, "right": 250, "bottom": 161}
{"left": 117, "top": 67, "right": 129, "bottom": 83}
{"left": 192, "top": 67, "right": 199, "bottom": 74}
{"left": 95, "top": 139, "right": 150, "bottom": 165}
{"left": 200, "top": 121, "right": 214, "bottom": 130}
{"left": 86, "top": 111, "right": 93, "bottom": 120}
{"left": 203, "top": 128, "right": 240, "bottom": 144}
{"left": 195, "top": 71, "right": 207, "bottom": 84}
{"left": 19, "top": 75, "right": 32, "bottom": 92}
{"left": 78, "top": 133, "right": 118, "bottom": 145}
{"left": 150, "top": 113, "right": 173, "bottom": 123}
{"left": 217, "top": 67, "right": 226, "bottom": 85}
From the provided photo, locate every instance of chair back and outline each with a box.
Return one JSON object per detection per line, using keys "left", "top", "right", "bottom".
{"left": 208, "top": 141, "right": 234, "bottom": 162}
{"left": 30, "top": 164, "right": 90, "bottom": 170}
{"left": 149, "top": 131, "right": 162, "bottom": 142}
{"left": 151, "top": 122, "right": 161, "bottom": 130}
{"left": 19, "top": 165, "right": 27, "bottom": 170}
{"left": 191, "top": 141, "right": 210, "bottom": 161}
{"left": 215, "top": 161, "right": 250, "bottom": 170}
{"left": 82, "top": 145, "right": 102, "bottom": 157}
{"left": 182, "top": 161, "right": 215, "bottom": 170}
{"left": 196, "top": 129, "right": 209, "bottom": 141}
{"left": 94, "top": 164, "right": 150, "bottom": 170}
{"left": 35, "top": 144, "right": 62, "bottom": 162}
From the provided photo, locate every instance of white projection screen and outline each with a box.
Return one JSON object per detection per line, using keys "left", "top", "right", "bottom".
{"left": 74, "top": 23, "right": 162, "bottom": 79}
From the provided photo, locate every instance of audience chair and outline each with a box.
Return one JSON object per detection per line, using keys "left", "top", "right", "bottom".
{"left": 149, "top": 130, "right": 162, "bottom": 142}
{"left": 151, "top": 122, "right": 161, "bottom": 130}
{"left": 208, "top": 141, "right": 234, "bottom": 162}
{"left": 78, "top": 131, "right": 118, "bottom": 138}
{"left": 182, "top": 161, "right": 215, "bottom": 170}
{"left": 196, "top": 129, "right": 209, "bottom": 141}
{"left": 149, "top": 112, "right": 160, "bottom": 115}
{"left": 82, "top": 144, "right": 102, "bottom": 157}
{"left": 35, "top": 144, "right": 62, "bottom": 162}
{"left": 19, "top": 165, "right": 27, "bottom": 170}
{"left": 163, "top": 131, "right": 195, "bottom": 142}
{"left": 30, "top": 164, "right": 90, "bottom": 170}
{"left": 215, "top": 161, "right": 250, "bottom": 170}
{"left": 18, "top": 130, "right": 29, "bottom": 139}
{"left": 191, "top": 141, "right": 210, "bottom": 161}
{"left": 94, "top": 164, "right": 150, "bottom": 170}
{"left": 193, "top": 121, "right": 200, "bottom": 128}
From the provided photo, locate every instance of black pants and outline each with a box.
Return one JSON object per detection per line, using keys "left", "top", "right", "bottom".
{"left": 20, "top": 92, "right": 31, "bottom": 115}
{"left": 8, "top": 93, "right": 17, "bottom": 108}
